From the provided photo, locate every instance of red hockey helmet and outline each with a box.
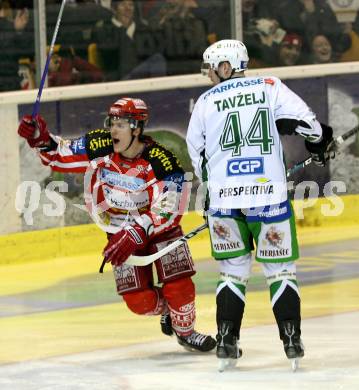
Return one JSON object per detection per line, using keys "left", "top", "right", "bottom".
{"left": 105, "top": 97, "right": 149, "bottom": 129}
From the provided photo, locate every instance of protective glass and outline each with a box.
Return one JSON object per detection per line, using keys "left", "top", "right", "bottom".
{"left": 201, "top": 62, "right": 212, "bottom": 76}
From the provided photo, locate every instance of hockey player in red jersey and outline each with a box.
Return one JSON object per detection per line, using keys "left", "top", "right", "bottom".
{"left": 18, "top": 97, "right": 216, "bottom": 352}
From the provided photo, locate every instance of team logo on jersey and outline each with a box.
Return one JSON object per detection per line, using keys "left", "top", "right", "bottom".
{"left": 100, "top": 168, "right": 146, "bottom": 190}
{"left": 265, "top": 226, "right": 284, "bottom": 248}
{"left": 213, "top": 221, "right": 231, "bottom": 240}
{"left": 227, "top": 157, "right": 264, "bottom": 176}
{"left": 255, "top": 177, "right": 270, "bottom": 184}
{"left": 70, "top": 137, "right": 86, "bottom": 154}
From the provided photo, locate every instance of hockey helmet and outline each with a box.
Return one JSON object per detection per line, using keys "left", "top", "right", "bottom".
{"left": 105, "top": 97, "right": 149, "bottom": 129}
{"left": 201, "top": 39, "right": 249, "bottom": 75}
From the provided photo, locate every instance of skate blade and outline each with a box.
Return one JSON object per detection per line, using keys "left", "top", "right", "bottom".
{"left": 218, "top": 358, "right": 237, "bottom": 372}
{"left": 182, "top": 345, "right": 197, "bottom": 352}
{"left": 290, "top": 358, "right": 299, "bottom": 372}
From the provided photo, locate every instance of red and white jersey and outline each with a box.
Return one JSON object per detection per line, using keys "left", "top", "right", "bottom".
{"left": 38, "top": 132, "right": 187, "bottom": 237}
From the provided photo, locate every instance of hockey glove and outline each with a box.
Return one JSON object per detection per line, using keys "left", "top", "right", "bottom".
{"left": 103, "top": 225, "right": 147, "bottom": 266}
{"left": 18, "top": 114, "right": 50, "bottom": 148}
{"left": 305, "top": 123, "right": 335, "bottom": 167}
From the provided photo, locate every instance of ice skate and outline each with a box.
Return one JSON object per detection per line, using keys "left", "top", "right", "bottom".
{"left": 177, "top": 331, "right": 216, "bottom": 352}
{"left": 280, "top": 320, "right": 304, "bottom": 372}
{"left": 216, "top": 320, "right": 242, "bottom": 372}
{"left": 160, "top": 312, "right": 174, "bottom": 336}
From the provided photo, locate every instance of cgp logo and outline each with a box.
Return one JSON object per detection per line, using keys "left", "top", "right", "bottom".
{"left": 227, "top": 157, "right": 264, "bottom": 176}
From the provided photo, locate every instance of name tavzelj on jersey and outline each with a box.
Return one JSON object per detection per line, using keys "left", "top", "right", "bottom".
{"left": 219, "top": 185, "right": 274, "bottom": 198}
{"left": 214, "top": 92, "right": 266, "bottom": 112}
{"left": 203, "top": 78, "right": 264, "bottom": 100}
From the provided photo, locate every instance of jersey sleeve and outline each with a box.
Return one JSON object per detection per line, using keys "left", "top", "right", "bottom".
{"left": 141, "top": 143, "right": 187, "bottom": 236}
{"left": 186, "top": 97, "right": 206, "bottom": 181}
{"left": 37, "top": 129, "right": 113, "bottom": 173}
{"left": 38, "top": 134, "right": 90, "bottom": 173}
{"left": 268, "top": 77, "right": 323, "bottom": 142}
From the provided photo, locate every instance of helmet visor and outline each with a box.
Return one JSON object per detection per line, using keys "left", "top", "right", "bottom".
{"left": 104, "top": 116, "right": 111, "bottom": 129}
{"left": 104, "top": 115, "right": 139, "bottom": 130}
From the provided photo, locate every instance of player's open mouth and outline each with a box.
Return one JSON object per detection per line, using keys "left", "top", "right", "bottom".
{"left": 113, "top": 138, "right": 120, "bottom": 144}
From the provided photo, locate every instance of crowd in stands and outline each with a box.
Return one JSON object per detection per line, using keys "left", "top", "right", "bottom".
{"left": 1, "top": 0, "right": 359, "bottom": 92}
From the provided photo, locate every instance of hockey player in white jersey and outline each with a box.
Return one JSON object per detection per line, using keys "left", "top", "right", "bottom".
{"left": 186, "top": 39, "right": 335, "bottom": 371}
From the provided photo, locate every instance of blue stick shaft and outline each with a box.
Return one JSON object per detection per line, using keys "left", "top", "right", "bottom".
{"left": 32, "top": 0, "right": 67, "bottom": 118}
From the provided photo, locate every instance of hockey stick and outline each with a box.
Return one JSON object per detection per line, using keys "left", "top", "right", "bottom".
{"left": 99, "top": 222, "right": 208, "bottom": 271}
{"left": 126, "top": 223, "right": 208, "bottom": 266}
{"left": 286, "top": 125, "right": 359, "bottom": 177}
{"left": 108, "top": 124, "right": 359, "bottom": 269}
{"left": 32, "top": 0, "right": 67, "bottom": 117}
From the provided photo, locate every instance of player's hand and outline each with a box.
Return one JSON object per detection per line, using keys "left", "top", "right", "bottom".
{"left": 18, "top": 114, "right": 50, "bottom": 148}
{"left": 103, "top": 225, "right": 147, "bottom": 266}
{"left": 305, "top": 124, "right": 335, "bottom": 167}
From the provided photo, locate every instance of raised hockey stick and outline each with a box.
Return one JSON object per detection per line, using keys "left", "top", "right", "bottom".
{"left": 32, "top": 0, "right": 67, "bottom": 117}
{"left": 286, "top": 125, "right": 359, "bottom": 177}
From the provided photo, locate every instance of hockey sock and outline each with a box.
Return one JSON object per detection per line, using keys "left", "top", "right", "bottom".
{"left": 216, "top": 281, "right": 246, "bottom": 339}
{"left": 270, "top": 281, "right": 301, "bottom": 331}
{"left": 163, "top": 277, "right": 196, "bottom": 337}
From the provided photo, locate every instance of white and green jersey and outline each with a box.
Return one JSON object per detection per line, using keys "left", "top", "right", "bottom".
{"left": 186, "top": 76, "right": 323, "bottom": 209}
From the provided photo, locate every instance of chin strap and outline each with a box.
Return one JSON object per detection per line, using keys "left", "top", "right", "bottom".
{"left": 124, "top": 119, "right": 139, "bottom": 151}
{"left": 215, "top": 69, "right": 236, "bottom": 83}
{"left": 124, "top": 134, "right": 136, "bottom": 151}
{"left": 123, "top": 120, "right": 145, "bottom": 152}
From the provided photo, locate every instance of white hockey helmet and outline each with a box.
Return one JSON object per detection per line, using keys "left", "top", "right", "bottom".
{"left": 201, "top": 39, "right": 249, "bottom": 75}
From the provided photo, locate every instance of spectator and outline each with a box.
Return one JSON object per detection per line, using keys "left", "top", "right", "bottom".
{"left": 311, "top": 34, "right": 335, "bottom": 64}
{"left": 18, "top": 57, "right": 35, "bottom": 90}
{"left": 242, "top": 0, "right": 284, "bottom": 67}
{"left": 0, "top": 2, "right": 32, "bottom": 92}
{"left": 47, "top": 46, "right": 104, "bottom": 87}
{"left": 150, "top": 0, "right": 207, "bottom": 75}
{"left": 47, "top": 1, "right": 112, "bottom": 60}
{"left": 278, "top": 33, "right": 303, "bottom": 66}
{"left": 272, "top": 0, "right": 351, "bottom": 58}
{"left": 253, "top": 31, "right": 304, "bottom": 68}
{"left": 92, "top": 0, "right": 165, "bottom": 80}
{"left": 340, "top": 12, "right": 359, "bottom": 62}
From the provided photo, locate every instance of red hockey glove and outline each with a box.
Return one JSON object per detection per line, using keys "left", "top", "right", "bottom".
{"left": 18, "top": 114, "right": 50, "bottom": 148}
{"left": 103, "top": 225, "right": 147, "bottom": 266}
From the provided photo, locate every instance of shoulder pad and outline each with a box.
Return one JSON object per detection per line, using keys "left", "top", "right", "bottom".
{"left": 143, "top": 142, "right": 184, "bottom": 180}
{"left": 85, "top": 129, "right": 113, "bottom": 160}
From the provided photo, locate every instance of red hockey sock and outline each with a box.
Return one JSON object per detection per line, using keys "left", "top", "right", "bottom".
{"left": 163, "top": 277, "right": 196, "bottom": 336}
